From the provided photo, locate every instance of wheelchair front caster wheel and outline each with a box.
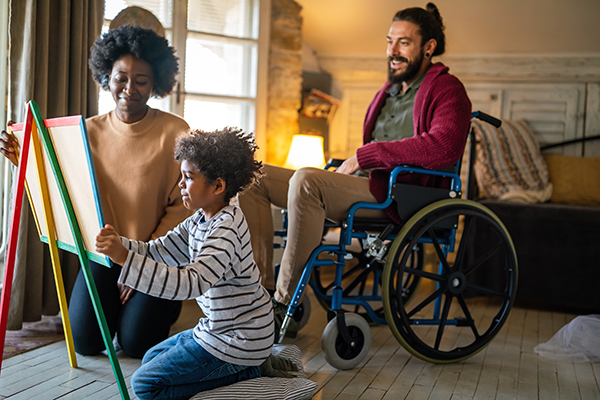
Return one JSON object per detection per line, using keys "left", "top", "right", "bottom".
{"left": 321, "top": 313, "right": 371, "bottom": 370}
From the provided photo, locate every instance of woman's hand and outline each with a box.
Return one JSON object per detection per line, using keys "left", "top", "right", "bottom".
{"left": 1, "top": 122, "right": 19, "bottom": 166}
{"left": 95, "top": 224, "right": 129, "bottom": 266}
{"left": 335, "top": 154, "right": 360, "bottom": 175}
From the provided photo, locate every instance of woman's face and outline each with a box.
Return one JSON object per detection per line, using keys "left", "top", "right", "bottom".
{"left": 109, "top": 54, "right": 155, "bottom": 123}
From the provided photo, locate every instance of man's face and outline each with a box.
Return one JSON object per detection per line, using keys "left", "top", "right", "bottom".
{"left": 386, "top": 20, "right": 426, "bottom": 85}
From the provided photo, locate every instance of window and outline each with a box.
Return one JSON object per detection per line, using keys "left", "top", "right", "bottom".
{"left": 0, "top": 0, "right": 269, "bottom": 282}
{"left": 101, "top": 0, "right": 267, "bottom": 135}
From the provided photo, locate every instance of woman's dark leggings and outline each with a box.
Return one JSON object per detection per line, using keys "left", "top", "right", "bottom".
{"left": 69, "top": 260, "right": 182, "bottom": 359}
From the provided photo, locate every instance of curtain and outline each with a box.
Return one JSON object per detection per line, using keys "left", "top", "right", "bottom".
{"left": 6, "top": 0, "right": 103, "bottom": 329}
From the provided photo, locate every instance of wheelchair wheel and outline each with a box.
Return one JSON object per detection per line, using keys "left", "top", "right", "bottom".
{"left": 383, "top": 199, "right": 517, "bottom": 363}
{"left": 294, "top": 295, "right": 311, "bottom": 330}
{"left": 310, "top": 243, "right": 424, "bottom": 321}
{"left": 321, "top": 312, "right": 372, "bottom": 370}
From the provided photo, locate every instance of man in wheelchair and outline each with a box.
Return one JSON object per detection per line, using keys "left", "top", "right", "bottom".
{"left": 239, "top": 2, "right": 472, "bottom": 339}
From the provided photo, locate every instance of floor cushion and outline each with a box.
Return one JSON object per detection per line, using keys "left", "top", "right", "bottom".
{"left": 189, "top": 344, "right": 318, "bottom": 400}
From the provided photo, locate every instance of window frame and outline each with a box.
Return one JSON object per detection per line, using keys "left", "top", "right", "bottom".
{"left": 102, "top": 0, "right": 270, "bottom": 159}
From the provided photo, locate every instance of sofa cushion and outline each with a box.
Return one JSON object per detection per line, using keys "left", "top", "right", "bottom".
{"left": 544, "top": 154, "right": 600, "bottom": 206}
{"left": 472, "top": 119, "right": 552, "bottom": 203}
{"left": 469, "top": 200, "right": 600, "bottom": 312}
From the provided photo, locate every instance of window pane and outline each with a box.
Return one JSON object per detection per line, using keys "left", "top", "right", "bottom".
{"left": 187, "top": 0, "right": 258, "bottom": 39}
{"left": 184, "top": 35, "right": 257, "bottom": 98}
{"left": 104, "top": 0, "right": 173, "bottom": 29}
{"left": 98, "top": 90, "right": 115, "bottom": 116}
{"left": 183, "top": 98, "right": 255, "bottom": 133}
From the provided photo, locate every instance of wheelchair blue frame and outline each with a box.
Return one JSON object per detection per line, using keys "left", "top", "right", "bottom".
{"left": 277, "top": 111, "right": 505, "bottom": 346}
{"left": 280, "top": 163, "right": 462, "bottom": 330}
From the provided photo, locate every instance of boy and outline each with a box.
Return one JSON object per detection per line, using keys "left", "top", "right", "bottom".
{"left": 96, "top": 127, "right": 295, "bottom": 400}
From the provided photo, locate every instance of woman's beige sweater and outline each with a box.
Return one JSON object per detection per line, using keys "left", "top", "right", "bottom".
{"left": 86, "top": 108, "right": 191, "bottom": 241}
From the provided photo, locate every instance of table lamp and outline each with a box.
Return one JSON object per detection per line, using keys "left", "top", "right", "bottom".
{"left": 283, "top": 134, "right": 326, "bottom": 170}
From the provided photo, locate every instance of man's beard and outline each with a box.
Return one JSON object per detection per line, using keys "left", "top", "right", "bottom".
{"left": 387, "top": 49, "right": 424, "bottom": 85}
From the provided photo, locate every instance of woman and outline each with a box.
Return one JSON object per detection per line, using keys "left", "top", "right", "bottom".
{"left": 0, "top": 25, "right": 191, "bottom": 358}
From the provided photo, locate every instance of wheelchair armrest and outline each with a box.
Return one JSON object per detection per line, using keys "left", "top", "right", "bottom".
{"left": 340, "top": 164, "right": 462, "bottom": 246}
{"left": 389, "top": 164, "right": 461, "bottom": 193}
{"left": 325, "top": 158, "right": 345, "bottom": 170}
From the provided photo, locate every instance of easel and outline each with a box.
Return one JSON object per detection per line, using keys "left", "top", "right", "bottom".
{"left": 0, "top": 101, "right": 130, "bottom": 399}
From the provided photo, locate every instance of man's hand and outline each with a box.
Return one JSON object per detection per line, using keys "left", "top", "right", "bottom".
{"left": 96, "top": 224, "right": 129, "bottom": 266}
{"left": 335, "top": 154, "right": 360, "bottom": 175}
{"left": 1, "top": 122, "right": 19, "bottom": 166}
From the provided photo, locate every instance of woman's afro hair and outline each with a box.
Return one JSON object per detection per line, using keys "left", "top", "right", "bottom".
{"left": 89, "top": 24, "right": 179, "bottom": 97}
{"left": 175, "top": 127, "right": 264, "bottom": 202}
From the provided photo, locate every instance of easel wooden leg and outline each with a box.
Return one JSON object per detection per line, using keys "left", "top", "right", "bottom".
{"left": 78, "top": 257, "right": 130, "bottom": 399}
{"left": 31, "top": 102, "right": 130, "bottom": 400}
{"left": 29, "top": 120, "right": 78, "bottom": 367}
{"left": 0, "top": 109, "right": 33, "bottom": 372}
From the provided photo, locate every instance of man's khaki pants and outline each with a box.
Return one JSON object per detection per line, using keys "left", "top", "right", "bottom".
{"left": 238, "top": 164, "right": 387, "bottom": 305}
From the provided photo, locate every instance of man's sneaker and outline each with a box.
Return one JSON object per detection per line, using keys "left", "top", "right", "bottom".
{"left": 272, "top": 298, "right": 299, "bottom": 341}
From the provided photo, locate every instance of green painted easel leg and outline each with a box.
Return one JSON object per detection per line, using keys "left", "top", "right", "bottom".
{"left": 29, "top": 101, "right": 130, "bottom": 399}
{"left": 77, "top": 255, "right": 130, "bottom": 400}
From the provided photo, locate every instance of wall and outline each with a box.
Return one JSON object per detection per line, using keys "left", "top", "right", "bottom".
{"left": 294, "top": 0, "right": 600, "bottom": 159}
{"left": 265, "top": 0, "right": 303, "bottom": 165}
{"left": 297, "top": 0, "right": 600, "bottom": 56}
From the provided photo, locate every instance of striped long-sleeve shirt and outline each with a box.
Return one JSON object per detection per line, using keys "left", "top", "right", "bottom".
{"left": 118, "top": 204, "right": 274, "bottom": 366}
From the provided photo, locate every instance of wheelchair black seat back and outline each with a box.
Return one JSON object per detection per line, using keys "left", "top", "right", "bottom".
{"left": 277, "top": 111, "right": 518, "bottom": 369}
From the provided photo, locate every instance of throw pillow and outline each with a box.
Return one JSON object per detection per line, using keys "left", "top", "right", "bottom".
{"left": 544, "top": 154, "right": 600, "bottom": 206}
{"left": 472, "top": 119, "right": 552, "bottom": 203}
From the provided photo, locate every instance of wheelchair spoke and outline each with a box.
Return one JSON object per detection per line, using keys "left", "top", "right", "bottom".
{"left": 406, "top": 286, "right": 447, "bottom": 319}
{"left": 315, "top": 261, "right": 366, "bottom": 294}
{"left": 342, "top": 259, "right": 369, "bottom": 281}
{"left": 428, "top": 228, "right": 452, "bottom": 274}
{"left": 403, "top": 266, "right": 445, "bottom": 283}
{"left": 453, "top": 214, "right": 474, "bottom": 271}
{"left": 461, "top": 242, "right": 502, "bottom": 276}
{"left": 352, "top": 277, "right": 369, "bottom": 314}
{"left": 343, "top": 266, "right": 372, "bottom": 297}
{"left": 465, "top": 281, "right": 509, "bottom": 298}
{"left": 456, "top": 294, "right": 480, "bottom": 339}
{"left": 434, "top": 293, "right": 453, "bottom": 350}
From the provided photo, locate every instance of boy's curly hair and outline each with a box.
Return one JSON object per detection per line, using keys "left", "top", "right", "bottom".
{"left": 88, "top": 24, "right": 179, "bottom": 97}
{"left": 174, "top": 128, "right": 264, "bottom": 202}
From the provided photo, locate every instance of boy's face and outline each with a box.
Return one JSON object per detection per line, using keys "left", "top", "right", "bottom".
{"left": 178, "top": 160, "right": 217, "bottom": 211}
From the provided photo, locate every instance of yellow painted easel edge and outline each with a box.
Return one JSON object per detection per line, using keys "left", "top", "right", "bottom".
{"left": 13, "top": 121, "right": 78, "bottom": 367}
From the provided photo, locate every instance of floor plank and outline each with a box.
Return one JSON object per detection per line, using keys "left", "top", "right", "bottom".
{"left": 2, "top": 290, "right": 599, "bottom": 399}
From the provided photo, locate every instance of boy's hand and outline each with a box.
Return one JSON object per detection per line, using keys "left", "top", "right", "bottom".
{"left": 96, "top": 224, "right": 128, "bottom": 266}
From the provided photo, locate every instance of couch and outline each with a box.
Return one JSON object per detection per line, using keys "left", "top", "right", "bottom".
{"left": 465, "top": 120, "right": 600, "bottom": 313}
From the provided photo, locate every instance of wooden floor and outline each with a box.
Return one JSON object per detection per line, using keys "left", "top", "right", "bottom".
{"left": 1, "top": 290, "right": 599, "bottom": 400}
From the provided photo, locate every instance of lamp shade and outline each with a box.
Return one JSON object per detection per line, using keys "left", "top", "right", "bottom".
{"left": 283, "top": 134, "right": 326, "bottom": 170}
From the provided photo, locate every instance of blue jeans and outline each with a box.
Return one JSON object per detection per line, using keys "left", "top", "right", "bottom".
{"left": 131, "top": 329, "right": 261, "bottom": 400}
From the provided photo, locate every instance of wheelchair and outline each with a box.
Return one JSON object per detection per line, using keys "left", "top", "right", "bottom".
{"left": 276, "top": 111, "right": 518, "bottom": 370}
